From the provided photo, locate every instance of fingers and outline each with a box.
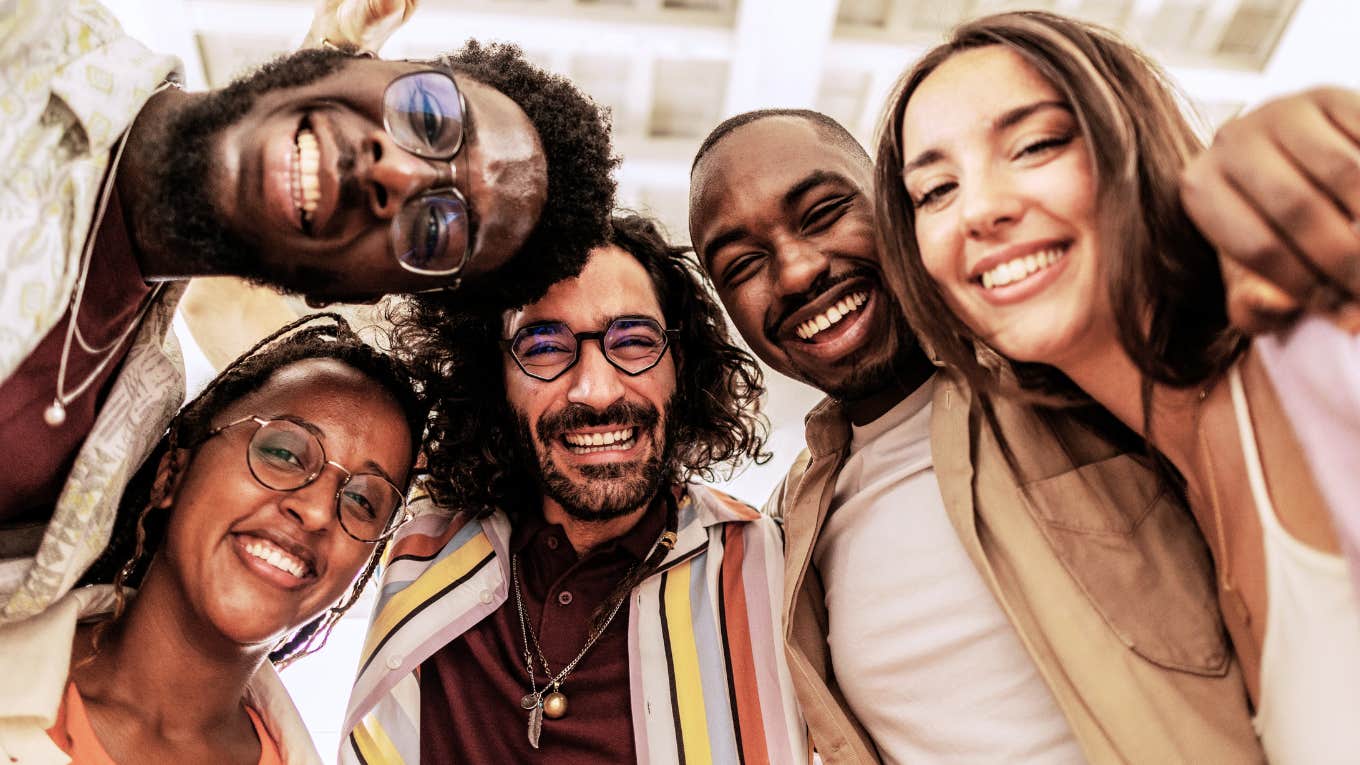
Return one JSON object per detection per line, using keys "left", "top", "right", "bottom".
{"left": 1220, "top": 254, "right": 1302, "bottom": 334}
{"left": 1182, "top": 88, "right": 1360, "bottom": 310}
{"left": 1182, "top": 145, "right": 1323, "bottom": 301}
{"left": 305, "top": 0, "right": 415, "bottom": 52}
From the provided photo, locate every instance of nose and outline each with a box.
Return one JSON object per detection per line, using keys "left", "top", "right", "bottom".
{"left": 771, "top": 236, "right": 831, "bottom": 298}
{"left": 278, "top": 466, "right": 344, "bottom": 534}
{"left": 960, "top": 170, "right": 1023, "bottom": 239}
{"left": 362, "top": 129, "right": 454, "bottom": 219}
{"left": 564, "top": 341, "right": 627, "bottom": 411}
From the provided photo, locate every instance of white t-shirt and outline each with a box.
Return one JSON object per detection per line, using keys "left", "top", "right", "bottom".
{"left": 813, "top": 376, "right": 1083, "bottom": 764}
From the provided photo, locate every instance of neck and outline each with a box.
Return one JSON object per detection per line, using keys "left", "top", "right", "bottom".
{"left": 72, "top": 569, "right": 266, "bottom": 733}
{"left": 541, "top": 496, "right": 655, "bottom": 557}
{"left": 840, "top": 346, "right": 936, "bottom": 426}
{"left": 117, "top": 86, "right": 197, "bottom": 281}
{"left": 1060, "top": 341, "right": 1203, "bottom": 480}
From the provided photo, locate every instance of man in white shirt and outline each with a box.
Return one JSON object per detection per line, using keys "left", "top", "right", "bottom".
{"left": 688, "top": 110, "right": 1263, "bottom": 762}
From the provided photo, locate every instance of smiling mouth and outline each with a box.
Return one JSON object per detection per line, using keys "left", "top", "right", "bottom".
{"left": 795, "top": 291, "right": 870, "bottom": 341}
{"left": 562, "top": 427, "right": 637, "bottom": 454}
{"left": 291, "top": 120, "right": 321, "bottom": 233}
{"left": 240, "top": 534, "right": 314, "bottom": 580}
{"left": 978, "top": 245, "right": 1068, "bottom": 289}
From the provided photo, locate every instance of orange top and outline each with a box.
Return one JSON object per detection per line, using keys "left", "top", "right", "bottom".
{"left": 47, "top": 682, "right": 285, "bottom": 765}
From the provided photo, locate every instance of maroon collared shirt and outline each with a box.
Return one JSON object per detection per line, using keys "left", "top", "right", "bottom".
{"left": 419, "top": 507, "right": 666, "bottom": 763}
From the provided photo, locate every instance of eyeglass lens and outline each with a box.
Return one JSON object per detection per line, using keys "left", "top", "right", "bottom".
{"left": 510, "top": 318, "right": 670, "bottom": 380}
{"left": 247, "top": 420, "right": 403, "bottom": 542}
{"left": 382, "top": 71, "right": 470, "bottom": 276}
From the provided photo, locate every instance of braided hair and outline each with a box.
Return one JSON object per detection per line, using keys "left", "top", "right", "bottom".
{"left": 80, "top": 313, "right": 428, "bottom": 666}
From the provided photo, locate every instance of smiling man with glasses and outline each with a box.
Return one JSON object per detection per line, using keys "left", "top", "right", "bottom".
{"left": 0, "top": 0, "right": 615, "bottom": 624}
{"left": 341, "top": 214, "right": 809, "bottom": 764}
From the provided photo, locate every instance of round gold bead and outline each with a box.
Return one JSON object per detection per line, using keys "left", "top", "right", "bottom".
{"left": 542, "top": 691, "right": 568, "bottom": 719}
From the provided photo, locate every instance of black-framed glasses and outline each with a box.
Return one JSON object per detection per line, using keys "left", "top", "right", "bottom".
{"left": 382, "top": 70, "right": 472, "bottom": 279}
{"left": 504, "top": 316, "right": 680, "bottom": 382}
{"left": 204, "top": 416, "right": 411, "bottom": 543}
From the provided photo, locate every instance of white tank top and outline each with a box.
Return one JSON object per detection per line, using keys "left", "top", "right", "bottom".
{"left": 1229, "top": 365, "right": 1360, "bottom": 764}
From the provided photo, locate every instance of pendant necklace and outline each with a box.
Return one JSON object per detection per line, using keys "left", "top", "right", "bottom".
{"left": 44, "top": 80, "right": 177, "bottom": 427}
{"left": 510, "top": 527, "right": 676, "bottom": 749}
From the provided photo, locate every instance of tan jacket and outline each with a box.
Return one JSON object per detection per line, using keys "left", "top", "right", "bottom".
{"left": 773, "top": 375, "right": 1263, "bottom": 764}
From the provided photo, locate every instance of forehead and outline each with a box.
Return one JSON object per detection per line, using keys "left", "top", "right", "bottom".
{"left": 904, "top": 46, "right": 1061, "bottom": 149}
{"left": 504, "top": 245, "right": 662, "bottom": 333}
{"left": 224, "top": 358, "right": 395, "bottom": 423}
{"left": 693, "top": 118, "right": 868, "bottom": 210}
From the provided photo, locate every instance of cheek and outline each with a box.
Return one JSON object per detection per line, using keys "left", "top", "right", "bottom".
{"left": 915, "top": 217, "right": 961, "bottom": 289}
{"left": 718, "top": 287, "right": 767, "bottom": 348}
{"left": 321, "top": 541, "right": 374, "bottom": 601}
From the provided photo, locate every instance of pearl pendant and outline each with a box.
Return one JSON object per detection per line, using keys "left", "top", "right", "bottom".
{"left": 44, "top": 400, "right": 67, "bottom": 427}
{"left": 542, "top": 691, "right": 568, "bottom": 719}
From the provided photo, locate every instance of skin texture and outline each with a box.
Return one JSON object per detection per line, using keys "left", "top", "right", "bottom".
{"left": 1181, "top": 87, "right": 1360, "bottom": 333}
{"left": 67, "top": 359, "right": 413, "bottom": 765}
{"left": 502, "top": 245, "right": 677, "bottom": 554}
{"left": 124, "top": 58, "right": 547, "bottom": 302}
{"left": 901, "top": 46, "right": 1109, "bottom": 369}
{"left": 689, "top": 117, "right": 925, "bottom": 423}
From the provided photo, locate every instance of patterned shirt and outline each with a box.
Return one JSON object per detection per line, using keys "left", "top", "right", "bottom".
{"left": 0, "top": 0, "right": 185, "bottom": 622}
{"left": 342, "top": 485, "right": 809, "bottom": 764}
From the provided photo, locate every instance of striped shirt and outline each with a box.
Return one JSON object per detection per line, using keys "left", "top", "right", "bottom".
{"left": 341, "top": 484, "right": 808, "bottom": 764}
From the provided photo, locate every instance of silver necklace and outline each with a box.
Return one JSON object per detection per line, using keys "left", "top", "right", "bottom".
{"left": 511, "top": 554, "right": 630, "bottom": 749}
{"left": 44, "top": 81, "right": 175, "bottom": 428}
{"left": 510, "top": 521, "right": 677, "bottom": 750}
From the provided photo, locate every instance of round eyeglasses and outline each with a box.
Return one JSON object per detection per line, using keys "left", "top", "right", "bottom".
{"left": 382, "top": 70, "right": 472, "bottom": 278}
{"left": 504, "top": 316, "right": 680, "bottom": 382}
{"left": 203, "top": 416, "right": 411, "bottom": 543}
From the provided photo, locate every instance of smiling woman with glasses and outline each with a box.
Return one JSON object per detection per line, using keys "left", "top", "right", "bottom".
{"left": 0, "top": 314, "right": 428, "bottom": 765}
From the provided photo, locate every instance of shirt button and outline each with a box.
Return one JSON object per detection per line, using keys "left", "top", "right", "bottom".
{"left": 385, "top": 655, "right": 402, "bottom": 670}
{"left": 546, "top": 536, "right": 560, "bottom": 550}
{"left": 479, "top": 589, "right": 493, "bottom": 604}
{"left": 557, "top": 591, "right": 573, "bottom": 606}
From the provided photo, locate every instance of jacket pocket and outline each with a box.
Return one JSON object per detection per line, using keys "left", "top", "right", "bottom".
{"left": 1023, "top": 455, "right": 1230, "bottom": 676}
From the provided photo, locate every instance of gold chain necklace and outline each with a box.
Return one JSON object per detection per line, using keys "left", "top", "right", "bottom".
{"left": 43, "top": 81, "right": 176, "bottom": 428}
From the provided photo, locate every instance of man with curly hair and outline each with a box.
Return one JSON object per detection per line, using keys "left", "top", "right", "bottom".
{"left": 0, "top": 0, "right": 615, "bottom": 624}
{"left": 342, "top": 214, "right": 808, "bottom": 764}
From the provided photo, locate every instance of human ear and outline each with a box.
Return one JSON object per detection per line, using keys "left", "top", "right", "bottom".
{"left": 151, "top": 448, "right": 192, "bottom": 510}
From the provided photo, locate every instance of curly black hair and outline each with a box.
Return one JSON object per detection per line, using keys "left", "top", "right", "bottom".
{"left": 390, "top": 213, "right": 769, "bottom": 519}
{"left": 412, "top": 40, "right": 619, "bottom": 311}
{"left": 80, "top": 314, "right": 429, "bottom": 666}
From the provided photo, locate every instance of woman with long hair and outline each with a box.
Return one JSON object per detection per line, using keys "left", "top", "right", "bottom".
{"left": 0, "top": 314, "right": 425, "bottom": 764}
{"left": 875, "top": 11, "right": 1359, "bottom": 761}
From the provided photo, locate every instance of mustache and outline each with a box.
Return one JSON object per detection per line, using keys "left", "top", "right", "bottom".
{"left": 536, "top": 401, "right": 660, "bottom": 445}
{"left": 765, "top": 266, "right": 879, "bottom": 343}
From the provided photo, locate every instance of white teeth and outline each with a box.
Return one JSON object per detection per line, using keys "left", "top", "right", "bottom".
{"left": 796, "top": 291, "right": 870, "bottom": 340}
{"left": 243, "top": 537, "right": 308, "bottom": 579}
{"left": 293, "top": 129, "right": 321, "bottom": 217}
{"left": 979, "top": 247, "right": 1066, "bottom": 289}
{"left": 563, "top": 428, "right": 636, "bottom": 451}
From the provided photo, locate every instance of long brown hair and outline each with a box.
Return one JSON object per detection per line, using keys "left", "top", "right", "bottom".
{"left": 874, "top": 11, "right": 1244, "bottom": 415}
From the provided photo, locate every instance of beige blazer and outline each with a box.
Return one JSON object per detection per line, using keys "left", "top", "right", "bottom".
{"left": 774, "top": 376, "right": 1263, "bottom": 764}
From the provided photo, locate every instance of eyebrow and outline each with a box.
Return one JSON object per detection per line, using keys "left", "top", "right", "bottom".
{"left": 272, "top": 414, "right": 399, "bottom": 483}
{"left": 699, "top": 169, "right": 857, "bottom": 269}
{"left": 901, "top": 99, "right": 1072, "bottom": 177}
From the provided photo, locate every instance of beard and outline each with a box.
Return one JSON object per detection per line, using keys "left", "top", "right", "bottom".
{"left": 135, "top": 48, "right": 351, "bottom": 290}
{"left": 512, "top": 398, "right": 675, "bottom": 523}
